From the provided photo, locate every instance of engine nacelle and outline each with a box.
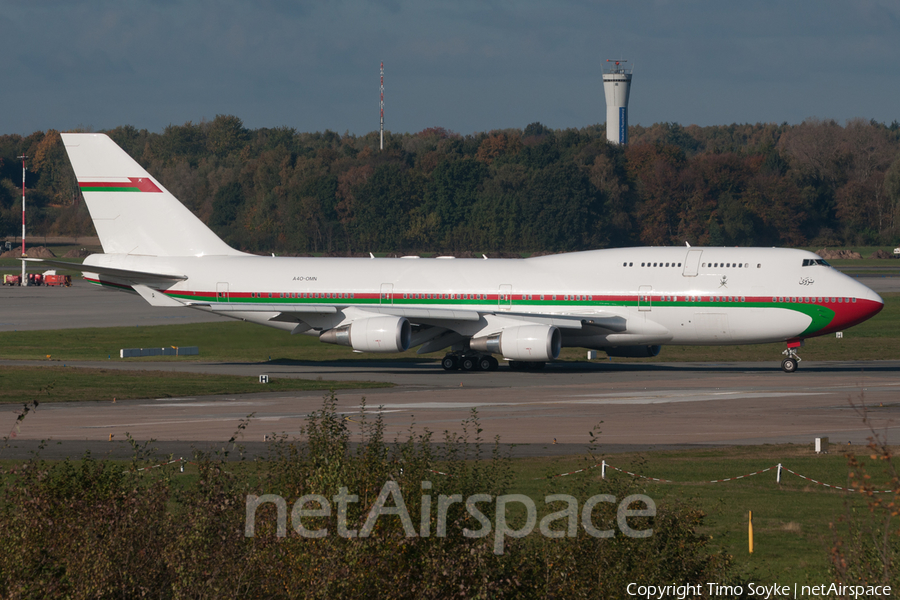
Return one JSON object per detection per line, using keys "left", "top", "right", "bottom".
{"left": 604, "top": 345, "right": 661, "bottom": 358}
{"left": 470, "top": 324, "right": 561, "bottom": 361}
{"left": 320, "top": 316, "right": 411, "bottom": 353}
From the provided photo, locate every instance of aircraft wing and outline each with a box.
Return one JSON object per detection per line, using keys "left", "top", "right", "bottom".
{"left": 502, "top": 310, "right": 627, "bottom": 332}
{"left": 362, "top": 306, "right": 627, "bottom": 331}
{"left": 185, "top": 302, "right": 338, "bottom": 315}
{"left": 350, "top": 305, "right": 481, "bottom": 322}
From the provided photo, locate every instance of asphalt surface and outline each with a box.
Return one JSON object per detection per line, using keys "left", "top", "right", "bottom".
{"left": 1, "top": 274, "right": 898, "bottom": 459}
{"left": 3, "top": 358, "right": 899, "bottom": 460}
{"left": 0, "top": 279, "right": 228, "bottom": 331}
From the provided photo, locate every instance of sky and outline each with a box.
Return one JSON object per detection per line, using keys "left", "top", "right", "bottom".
{"left": 2, "top": 0, "right": 899, "bottom": 136}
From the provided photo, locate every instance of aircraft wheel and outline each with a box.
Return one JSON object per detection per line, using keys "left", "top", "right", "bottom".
{"left": 441, "top": 355, "right": 459, "bottom": 371}
{"left": 527, "top": 361, "right": 546, "bottom": 371}
{"left": 508, "top": 360, "right": 523, "bottom": 370}
{"left": 461, "top": 357, "right": 477, "bottom": 371}
{"left": 781, "top": 358, "right": 798, "bottom": 373}
{"left": 477, "top": 356, "right": 493, "bottom": 371}
{"left": 487, "top": 356, "right": 499, "bottom": 371}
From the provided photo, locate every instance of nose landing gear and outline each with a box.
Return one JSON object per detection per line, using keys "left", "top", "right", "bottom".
{"left": 781, "top": 341, "right": 802, "bottom": 373}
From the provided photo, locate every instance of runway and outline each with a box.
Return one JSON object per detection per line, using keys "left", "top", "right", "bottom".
{"left": 2, "top": 275, "right": 899, "bottom": 458}
{"left": 3, "top": 358, "right": 899, "bottom": 459}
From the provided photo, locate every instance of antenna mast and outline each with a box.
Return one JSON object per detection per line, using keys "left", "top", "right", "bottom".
{"left": 380, "top": 62, "right": 384, "bottom": 150}
{"left": 17, "top": 155, "right": 27, "bottom": 285}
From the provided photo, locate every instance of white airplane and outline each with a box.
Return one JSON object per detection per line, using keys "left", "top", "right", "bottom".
{"left": 29, "top": 133, "right": 884, "bottom": 373}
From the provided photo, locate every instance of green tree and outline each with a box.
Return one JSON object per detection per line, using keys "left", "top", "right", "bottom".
{"left": 206, "top": 114, "right": 250, "bottom": 158}
{"left": 423, "top": 158, "right": 488, "bottom": 249}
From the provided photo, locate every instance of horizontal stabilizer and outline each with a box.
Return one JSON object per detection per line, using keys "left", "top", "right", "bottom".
{"left": 23, "top": 258, "right": 187, "bottom": 284}
{"left": 132, "top": 284, "right": 187, "bottom": 307}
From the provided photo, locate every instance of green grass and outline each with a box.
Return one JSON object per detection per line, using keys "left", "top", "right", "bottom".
{"left": 0, "top": 365, "right": 391, "bottom": 403}
{"left": 0, "top": 320, "right": 445, "bottom": 362}
{"left": 423, "top": 443, "right": 895, "bottom": 584}
{"left": 507, "top": 444, "right": 885, "bottom": 584}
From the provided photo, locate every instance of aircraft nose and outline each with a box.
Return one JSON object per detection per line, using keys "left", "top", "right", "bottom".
{"left": 864, "top": 288, "right": 884, "bottom": 307}
{"left": 833, "top": 284, "right": 884, "bottom": 331}
{"left": 857, "top": 282, "right": 884, "bottom": 316}
{"left": 863, "top": 290, "right": 885, "bottom": 320}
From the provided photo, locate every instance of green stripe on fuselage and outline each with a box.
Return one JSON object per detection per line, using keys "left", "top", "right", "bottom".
{"left": 158, "top": 292, "right": 837, "bottom": 336}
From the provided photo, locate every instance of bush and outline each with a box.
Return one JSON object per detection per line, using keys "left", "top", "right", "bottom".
{"left": 0, "top": 393, "right": 741, "bottom": 598}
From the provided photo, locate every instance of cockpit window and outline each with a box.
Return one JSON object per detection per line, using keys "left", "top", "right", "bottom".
{"left": 802, "top": 259, "right": 830, "bottom": 267}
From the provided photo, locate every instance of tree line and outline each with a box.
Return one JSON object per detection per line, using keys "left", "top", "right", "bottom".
{"left": 2, "top": 115, "right": 900, "bottom": 255}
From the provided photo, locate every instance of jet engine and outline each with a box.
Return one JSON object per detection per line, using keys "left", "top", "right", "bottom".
{"left": 320, "top": 316, "right": 411, "bottom": 353}
{"left": 604, "top": 345, "right": 661, "bottom": 358}
{"left": 470, "top": 324, "right": 561, "bottom": 361}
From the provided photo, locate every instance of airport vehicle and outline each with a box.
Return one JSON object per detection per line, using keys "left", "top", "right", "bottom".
{"left": 42, "top": 273, "right": 71, "bottom": 287}
{"left": 3, "top": 274, "right": 21, "bottom": 286}
{"left": 27, "top": 133, "right": 884, "bottom": 373}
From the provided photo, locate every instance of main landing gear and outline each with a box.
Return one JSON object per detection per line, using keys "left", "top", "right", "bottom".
{"left": 441, "top": 352, "right": 499, "bottom": 372}
{"left": 781, "top": 342, "right": 802, "bottom": 373}
{"left": 440, "top": 353, "right": 547, "bottom": 372}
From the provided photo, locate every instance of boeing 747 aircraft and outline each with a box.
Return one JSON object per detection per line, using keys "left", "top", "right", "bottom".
{"left": 29, "top": 133, "right": 884, "bottom": 373}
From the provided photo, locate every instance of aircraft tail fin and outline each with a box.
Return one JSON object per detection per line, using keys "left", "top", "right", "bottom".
{"left": 61, "top": 133, "right": 244, "bottom": 257}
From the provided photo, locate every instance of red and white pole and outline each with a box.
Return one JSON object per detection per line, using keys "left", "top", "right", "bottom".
{"left": 17, "top": 155, "right": 27, "bottom": 286}
{"left": 380, "top": 62, "right": 384, "bottom": 150}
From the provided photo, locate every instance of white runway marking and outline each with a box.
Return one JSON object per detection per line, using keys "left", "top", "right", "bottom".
{"left": 364, "top": 391, "right": 829, "bottom": 410}
{"left": 152, "top": 397, "right": 198, "bottom": 402}
{"left": 559, "top": 391, "right": 829, "bottom": 404}
{"left": 142, "top": 402, "right": 262, "bottom": 407}
{"left": 361, "top": 402, "right": 518, "bottom": 410}
{"left": 83, "top": 417, "right": 266, "bottom": 429}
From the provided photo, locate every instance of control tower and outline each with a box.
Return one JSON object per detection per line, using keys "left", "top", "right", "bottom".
{"left": 603, "top": 59, "right": 633, "bottom": 145}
